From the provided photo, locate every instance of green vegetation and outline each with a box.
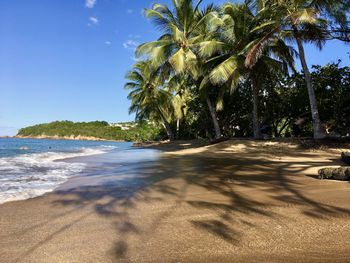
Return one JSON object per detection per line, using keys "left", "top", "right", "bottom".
{"left": 17, "top": 121, "right": 163, "bottom": 142}
{"left": 125, "top": 0, "right": 350, "bottom": 141}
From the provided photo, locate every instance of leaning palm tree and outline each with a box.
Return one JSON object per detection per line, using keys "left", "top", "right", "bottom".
{"left": 199, "top": 2, "right": 295, "bottom": 138}
{"left": 125, "top": 61, "right": 175, "bottom": 140}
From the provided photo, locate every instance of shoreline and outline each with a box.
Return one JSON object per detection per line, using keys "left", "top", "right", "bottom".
{"left": 0, "top": 144, "right": 118, "bottom": 205}
{"left": 1, "top": 139, "right": 350, "bottom": 262}
{"left": 0, "top": 139, "right": 138, "bottom": 206}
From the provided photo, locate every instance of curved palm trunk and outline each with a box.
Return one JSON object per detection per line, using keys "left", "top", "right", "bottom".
{"left": 206, "top": 96, "right": 222, "bottom": 139}
{"left": 251, "top": 77, "right": 262, "bottom": 139}
{"left": 157, "top": 107, "right": 175, "bottom": 141}
{"left": 294, "top": 31, "right": 325, "bottom": 139}
{"left": 162, "top": 121, "right": 175, "bottom": 141}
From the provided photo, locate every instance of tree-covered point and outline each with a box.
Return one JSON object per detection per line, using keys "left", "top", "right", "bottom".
{"left": 17, "top": 121, "right": 164, "bottom": 142}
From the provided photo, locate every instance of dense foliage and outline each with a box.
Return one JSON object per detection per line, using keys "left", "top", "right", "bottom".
{"left": 125, "top": 0, "right": 350, "bottom": 141}
{"left": 219, "top": 61, "right": 350, "bottom": 138}
{"left": 17, "top": 121, "right": 164, "bottom": 142}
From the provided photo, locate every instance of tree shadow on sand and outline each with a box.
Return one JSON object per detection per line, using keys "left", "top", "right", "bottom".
{"left": 10, "top": 141, "right": 350, "bottom": 262}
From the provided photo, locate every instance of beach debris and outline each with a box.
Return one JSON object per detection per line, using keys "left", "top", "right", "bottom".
{"left": 318, "top": 167, "right": 350, "bottom": 181}
{"left": 341, "top": 152, "right": 350, "bottom": 165}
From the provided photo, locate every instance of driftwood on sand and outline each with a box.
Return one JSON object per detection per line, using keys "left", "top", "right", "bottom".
{"left": 318, "top": 167, "right": 350, "bottom": 181}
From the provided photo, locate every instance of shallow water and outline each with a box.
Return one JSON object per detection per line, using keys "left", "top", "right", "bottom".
{"left": 0, "top": 138, "right": 141, "bottom": 204}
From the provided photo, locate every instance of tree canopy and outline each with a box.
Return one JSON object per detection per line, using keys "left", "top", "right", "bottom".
{"left": 125, "top": 0, "right": 350, "bottom": 141}
{"left": 17, "top": 121, "right": 164, "bottom": 142}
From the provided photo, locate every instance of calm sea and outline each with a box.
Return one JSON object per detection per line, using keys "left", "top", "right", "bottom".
{"left": 0, "top": 138, "right": 134, "bottom": 204}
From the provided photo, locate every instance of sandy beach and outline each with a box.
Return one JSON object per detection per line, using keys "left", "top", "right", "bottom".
{"left": 0, "top": 140, "right": 350, "bottom": 263}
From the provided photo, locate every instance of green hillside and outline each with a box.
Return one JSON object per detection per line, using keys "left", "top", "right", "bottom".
{"left": 17, "top": 121, "right": 163, "bottom": 142}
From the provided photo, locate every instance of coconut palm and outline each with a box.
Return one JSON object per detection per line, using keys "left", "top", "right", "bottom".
{"left": 137, "top": 0, "right": 224, "bottom": 139}
{"left": 194, "top": 4, "right": 224, "bottom": 139}
{"left": 199, "top": 2, "right": 295, "bottom": 138}
{"left": 166, "top": 73, "right": 192, "bottom": 136}
{"left": 125, "top": 61, "right": 175, "bottom": 140}
{"left": 136, "top": 0, "right": 211, "bottom": 75}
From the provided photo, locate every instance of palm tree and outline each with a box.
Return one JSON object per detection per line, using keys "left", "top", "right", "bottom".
{"left": 194, "top": 4, "right": 224, "bottom": 140}
{"left": 137, "top": 0, "right": 224, "bottom": 139}
{"left": 199, "top": 2, "right": 295, "bottom": 138}
{"left": 166, "top": 73, "right": 192, "bottom": 136}
{"left": 199, "top": 79, "right": 223, "bottom": 140}
{"left": 247, "top": 0, "right": 341, "bottom": 139}
{"left": 136, "top": 0, "right": 210, "bottom": 75}
{"left": 125, "top": 61, "right": 175, "bottom": 140}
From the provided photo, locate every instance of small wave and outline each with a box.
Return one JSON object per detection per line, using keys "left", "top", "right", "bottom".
{"left": 0, "top": 147, "right": 108, "bottom": 204}
{"left": 100, "top": 145, "right": 118, "bottom": 149}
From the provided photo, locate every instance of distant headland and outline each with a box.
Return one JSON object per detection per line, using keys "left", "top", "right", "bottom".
{"left": 16, "top": 121, "right": 163, "bottom": 142}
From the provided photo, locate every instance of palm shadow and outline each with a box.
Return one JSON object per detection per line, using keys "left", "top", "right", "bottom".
{"left": 10, "top": 141, "right": 350, "bottom": 262}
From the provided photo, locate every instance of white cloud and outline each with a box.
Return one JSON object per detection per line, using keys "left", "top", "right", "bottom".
{"left": 123, "top": 40, "right": 139, "bottom": 50}
{"left": 128, "top": 34, "right": 141, "bottom": 39}
{"left": 105, "top": 41, "right": 111, "bottom": 45}
{"left": 126, "top": 9, "right": 133, "bottom": 14}
{"left": 89, "top": 16, "right": 99, "bottom": 25}
{"left": 85, "top": 0, "right": 97, "bottom": 8}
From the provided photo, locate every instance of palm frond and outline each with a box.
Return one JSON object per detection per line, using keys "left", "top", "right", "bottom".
{"left": 169, "top": 48, "right": 186, "bottom": 73}
{"left": 198, "top": 40, "right": 228, "bottom": 58}
{"left": 210, "top": 56, "right": 239, "bottom": 84}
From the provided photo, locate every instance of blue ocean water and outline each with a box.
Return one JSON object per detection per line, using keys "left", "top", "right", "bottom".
{"left": 0, "top": 138, "right": 133, "bottom": 204}
{"left": 0, "top": 138, "right": 131, "bottom": 158}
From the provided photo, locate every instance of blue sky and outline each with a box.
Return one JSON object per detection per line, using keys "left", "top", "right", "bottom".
{"left": 0, "top": 0, "right": 349, "bottom": 136}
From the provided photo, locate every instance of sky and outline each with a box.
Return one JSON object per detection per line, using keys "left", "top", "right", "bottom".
{"left": 0, "top": 0, "right": 349, "bottom": 136}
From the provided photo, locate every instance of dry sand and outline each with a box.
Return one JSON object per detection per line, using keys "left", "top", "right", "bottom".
{"left": 0, "top": 139, "right": 350, "bottom": 263}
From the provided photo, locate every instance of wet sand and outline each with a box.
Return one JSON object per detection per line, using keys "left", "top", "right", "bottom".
{"left": 0, "top": 140, "right": 350, "bottom": 262}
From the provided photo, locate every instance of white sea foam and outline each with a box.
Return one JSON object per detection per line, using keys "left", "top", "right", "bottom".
{"left": 0, "top": 147, "right": 109, "bottom": 204}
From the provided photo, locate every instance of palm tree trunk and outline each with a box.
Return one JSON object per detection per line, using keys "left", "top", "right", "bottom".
{"left": 157, "top": 107, "right": 175, "bottom": 141}
{"left": 206, "top": 96, "right": 222, "bottom": 139}
{"left": 294, "top": 31, "right": 325, "bottom": 139}
{"left": 251, "top": 77, "right": 261, "bottom": 139}
{"left": 161, "top": 121, "right": 175, "bottom": 141}
{"left": 176, "top": 118, "right": 180, "bottom": 138}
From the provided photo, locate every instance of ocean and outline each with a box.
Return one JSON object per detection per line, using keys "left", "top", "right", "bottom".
{"left": 0, "top": 138, "right": 138, "bottom": 204}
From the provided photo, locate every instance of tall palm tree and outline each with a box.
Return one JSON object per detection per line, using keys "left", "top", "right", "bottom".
{"left": 247, "top": 0, "right": 347, "bottom": 139}
{"left": 125, "top": 61, "right": 175, "bottom": 140}
{"left": 199, "top": 2, "right": 295, "bottom": 138}
{"left": 137, "top": 0, "right": 224, "bottom": 139}
{"left": 194, "top": 4, "right": 224, "bottom": 140}
{"left": 166, "top": 73, "right": 192, "bottom": 136}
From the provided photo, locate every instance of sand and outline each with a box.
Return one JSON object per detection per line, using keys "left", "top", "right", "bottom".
{"left": 0, "top": 139, "right": 350, "bottom": 263}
